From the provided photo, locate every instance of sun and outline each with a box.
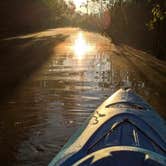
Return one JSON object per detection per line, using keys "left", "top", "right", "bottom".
{"left": 72, "top": 32, "right": 93, "bottom": 59}
{"left": 72, "top": 0, "right": 87, "bottom": 8}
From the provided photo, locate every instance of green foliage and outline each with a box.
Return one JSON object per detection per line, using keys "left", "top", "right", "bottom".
{"left": 147, "top": 3, "right": 166, "bottom": 30}
{"left": 77, "top": 0, "right": 166, "bottom": 59}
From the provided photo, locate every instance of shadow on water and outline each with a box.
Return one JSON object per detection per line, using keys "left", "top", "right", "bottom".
{"left": 0, "top": 34, "right": 68, "bottom": 102}
{"left": 0, "top": 33, "right": 68, "bottom": 165}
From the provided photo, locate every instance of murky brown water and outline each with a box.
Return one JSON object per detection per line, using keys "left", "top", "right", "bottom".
{"left": 0, "top": 28, "right": 165, "bottom": 166}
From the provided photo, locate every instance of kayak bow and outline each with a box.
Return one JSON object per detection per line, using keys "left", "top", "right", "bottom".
{"left": 49, "top": 88, "right": 166, "bottom": 166}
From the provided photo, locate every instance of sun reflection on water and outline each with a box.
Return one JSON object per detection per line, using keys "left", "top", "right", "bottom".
{"left": 72, "top": 32, "right": 94, "bottom": 59}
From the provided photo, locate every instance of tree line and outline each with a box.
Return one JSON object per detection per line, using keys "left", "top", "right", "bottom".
{"left": 0, "top": 0, "right": 70, "bottom": 37}
{"left": 74, "top": 0, "right": 166, "bottom": 59}
{"left": 0, "top": 0, "right": 165, "bottom": 59}
{"left": 107, "top": 0, "right": 166, "bottom": 59}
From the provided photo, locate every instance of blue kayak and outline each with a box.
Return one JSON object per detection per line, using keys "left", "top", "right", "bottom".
{"left": 49, "top": 88, "right": 166, "bottom": 166}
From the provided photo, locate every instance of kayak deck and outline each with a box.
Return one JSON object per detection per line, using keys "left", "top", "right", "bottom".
{"left": 49, "top": 89, "right": 166, "bottom": 166}
{"left": 87, "top": 114, "right": 166, "bottom": 155}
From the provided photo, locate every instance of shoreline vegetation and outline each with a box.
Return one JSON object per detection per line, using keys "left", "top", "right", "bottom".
{"left": 0, "top": 0, "right": 165, "bottom": 60}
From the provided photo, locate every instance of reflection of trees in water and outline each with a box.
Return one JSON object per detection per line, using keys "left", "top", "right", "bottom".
{"left": 44, "top": 51, "right": 148, "bottom": 93}
{"left": 37, "top": 56, "right": 86, "bottom": 124}
{"left": 84, "top": 52, "right": 144, "bottom": 91}
{"left": 0, "top": 87, "right": 46, "bottom": 165}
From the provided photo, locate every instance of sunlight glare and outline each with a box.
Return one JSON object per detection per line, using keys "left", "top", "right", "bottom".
{"left": 72, "top": 0, "right": 87, "bottom": 8}
{"left": 72, "top": 32, "right": 93, "bottom": 59}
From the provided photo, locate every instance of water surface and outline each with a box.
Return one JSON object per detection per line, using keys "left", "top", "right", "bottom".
{"left": 0, "top": 28, "right": 165, "bottom": 166}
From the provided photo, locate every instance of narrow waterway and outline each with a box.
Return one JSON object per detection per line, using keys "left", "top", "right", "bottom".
{"left": 0, "top": 28, "right": 165, "bottom": 166}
